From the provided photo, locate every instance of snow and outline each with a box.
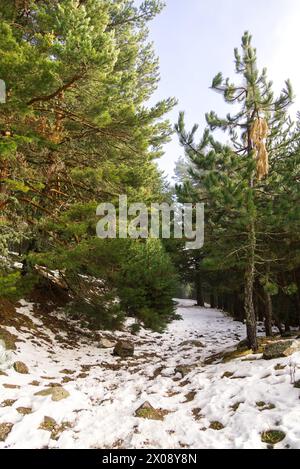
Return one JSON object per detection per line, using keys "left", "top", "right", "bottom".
{"left": 1, "top": 299, "right": 300, "bottom": 449}
{"left": 0, "top": 341, "right": 13, "bottom": 370}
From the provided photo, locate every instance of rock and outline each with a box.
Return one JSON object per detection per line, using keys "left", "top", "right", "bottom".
{"left": 113, "top": 340, "right": 134, "bottom": 358}
{"left": 34, "top": 386, "right": 70, "bottom": 401}
{"left": 13, "top": 361, "right": 29, "bottom": 374}
{"left": 35, "top": 388, "right": 56, "bottom": 397}
{"left": 263, "top": 340, "right": 300, "bottom": 360}
{"left": 61, "top": 377, "right": 73, "bottom": 384}
{"left": 3, "top": 383, "right": 21, "bottom": 389}
{"left": 0, "top": 329, "right": 17, "bottom": 350}
{"left": 281, "top": 332, "right": 297, "bottom": 338}
{"left": 99, "top": 338, "right": 115, "bottom": 349}
{"left": 1, "top": 399, "right": 17, "bottom": 407}
{"left": 179, "top": 340, "right": 204, "bottom": 348}
{"left": 59, "top": 369, "right": 75, "bottom": 375}
{"left": 222, "top": 371, "right": 234, "bottom": 379}
{"left": 282, "top": 340, "right": 300, "bottom": 356}
{"left": 135, "top": 401, "right": 168, "bottom": 421}
{"left": 184, "top": 391, "right": 197, "bottom": 402}
{"left": 294, "top": 380, "right": 300, "bottom": 389}
{"left": 29, "top": 380, "right": 40, "bottom": 386}
{"left": 0, "top": 423, "right": 13, "bottom": 442}
{"left": 0, "top": 338, "right": 13, "bottom": 369}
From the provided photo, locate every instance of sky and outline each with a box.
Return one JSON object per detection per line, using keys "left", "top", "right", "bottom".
{"left": 146, "top": 0, "right": 300, "bottom": 179}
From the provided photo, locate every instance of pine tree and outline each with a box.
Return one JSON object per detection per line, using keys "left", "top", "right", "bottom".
{"left": 0, "top": 0, "right": 178, "bottom": 331}
{"left": 176, "top": 32, "right": 295, "bottom": 350}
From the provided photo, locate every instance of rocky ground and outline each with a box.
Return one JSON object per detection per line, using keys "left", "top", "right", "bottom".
{"left": 0, "top": 299, "right": 300, "bottom": 449}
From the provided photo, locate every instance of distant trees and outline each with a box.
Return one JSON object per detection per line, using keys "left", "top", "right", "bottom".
{"left": 0, "top": 0, "right": 178, "bottom": 331}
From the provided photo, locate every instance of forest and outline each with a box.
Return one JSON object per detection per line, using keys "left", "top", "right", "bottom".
{"left": 0, "top": 0, "right": 299, "bottom": 452}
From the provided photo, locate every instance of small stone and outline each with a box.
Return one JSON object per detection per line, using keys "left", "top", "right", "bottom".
{"left": 222, "top": 371, "right": 234, "bottom": 379}
{"left": 99, "top": 338, "right": 115, "bottom": 349}
{"left": 46, "top": 382, "right": 62, "bottom": 388}
{"left": 0, "top": 371, "right": 8, "bottom": 377}
{"left": 1, "top": 399, "right": 17, "bottom": 407}
{"left": 17, "top": 407, "right": 32, "bottom": 415}
{"left": 263, "top": 340, "right": 295, "bottom": 360}
{"left": 13, "top": 361, "right": 29, "bottom": 374}
{"left": 113, "top": 340, "right": 134, "bottom": 358}
{"left": 0, "top": 329, "right": 17, "bottom": 350}
{"left": 175, "top": 365, "right": 193, "bottom": 378}
{"left": 59, "top": 369, "right": 75, "bottom": 375}
{"left": 34, "top": 388, "right": 54, "bottom": 397}
{"left": 192, "top": 408, "right": 203, "bottom": 421}
{"left": 135, "top": 401, "right": 169, "bottom": 421}
{"left": 256, "top": 402, "right": 276, "bottom": 411}
{"left": 3, "top": 383, "right": 21, "bottom": 389}
{"left": 52, "top": 387, "right": 70, "bottom": 401}
{"left": 231, "top": 402, "right": 244, "bottom": 412}
{"left": 0, "top": 423, "right": 13, "bottom": 442}
{"left": 39, "top": 416, "right": 57, "bottom": 431}
{"left": 294, "top": 380, "right": 300, "bottom": 389}
{"left": 209, "top": 421, "right": 225, "bottom": 431}
{"left": 29, "top": 380, "right": 40, "bottom": 386}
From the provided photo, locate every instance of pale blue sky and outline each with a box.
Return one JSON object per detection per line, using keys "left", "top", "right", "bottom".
{"left": 147, "top": 0, "right": 300, "bottom": 178}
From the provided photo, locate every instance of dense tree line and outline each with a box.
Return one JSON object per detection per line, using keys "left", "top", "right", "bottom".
{"left": 1, "top": 4, "right": 299, "bottom": 344}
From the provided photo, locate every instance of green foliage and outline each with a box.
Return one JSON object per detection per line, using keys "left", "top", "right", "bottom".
{"left": 0, "top": 272, "right": 20, "bottom": 297}
{"left": 175, "top": 31, "right": 300, "bottom": 334}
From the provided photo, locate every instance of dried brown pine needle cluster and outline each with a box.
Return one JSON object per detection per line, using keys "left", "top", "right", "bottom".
{"left": 250, "top": 117, "right": 269, "bottom": 180}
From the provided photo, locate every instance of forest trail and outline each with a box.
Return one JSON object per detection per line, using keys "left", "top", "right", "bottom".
{"left": 0, "top": 300, "right": 300, "bottom": 449}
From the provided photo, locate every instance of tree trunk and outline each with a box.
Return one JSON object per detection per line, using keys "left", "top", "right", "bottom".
{"left": 264, "top": 263, "right": 273, "bottom": 337}
{"left": 195, "top": 272, "right": 204, "bottom": 307}
{"left": 244, "top": 221, "right": 258, "bottom": 351}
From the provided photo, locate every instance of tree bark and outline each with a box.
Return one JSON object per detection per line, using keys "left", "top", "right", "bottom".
{"left": 264, "top": 264, "right": 273, "bottom": 337}
{"left": 264, "top": 291, "right": 273, "bottom": 337}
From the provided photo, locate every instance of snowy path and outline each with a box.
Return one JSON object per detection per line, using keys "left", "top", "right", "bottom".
{"left": 1, "top": 299, "right": 300, "bottom": 449}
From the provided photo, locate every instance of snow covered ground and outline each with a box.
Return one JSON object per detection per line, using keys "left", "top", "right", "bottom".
{"left": 1, "top": 299, "right": 300, "bottom": 449}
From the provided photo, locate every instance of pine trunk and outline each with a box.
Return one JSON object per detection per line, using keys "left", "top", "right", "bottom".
{"left": 244, "top": 221, "right": 258, "bottom": 351}
{"left": 210, "top": 293, "right": 216, "bottom": 309}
